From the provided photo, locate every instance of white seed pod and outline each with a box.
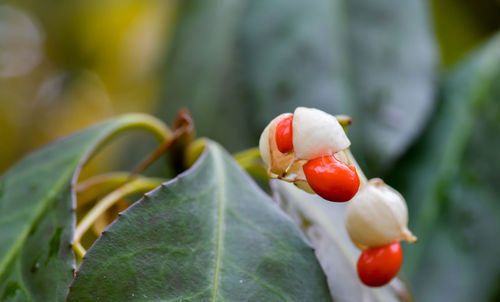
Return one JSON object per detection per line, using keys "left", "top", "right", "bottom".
{"left": 258, "top": 120, "right": 273, "bottom": 167}
{"left": 259, "top": 113, "right": 294, "bottom": 175}
{"left": 292, "top": 107, "right": 350, "bottom": 160}
{"left": 344, "top": 178, "right": 416, "bottom": 248}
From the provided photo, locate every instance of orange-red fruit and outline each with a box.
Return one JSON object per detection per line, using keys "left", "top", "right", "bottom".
{"left": 275, "top": 114, "right": 294, "bottom": 153}
{"left": 357, "top": 241, "right": 403, "bottom": 287}
{"left": 303, "top": 155, "right": 360, "bottom": 202}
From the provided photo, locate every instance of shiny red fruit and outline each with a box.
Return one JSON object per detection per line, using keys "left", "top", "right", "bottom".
{"left": 275, "top": 114, "right": 294, "bottom": 153}
{"left": 303, "top": 155, "right": 359, "bottom": 202}
{"left": 357, "top": 241, "right": 403, "bottom": 287}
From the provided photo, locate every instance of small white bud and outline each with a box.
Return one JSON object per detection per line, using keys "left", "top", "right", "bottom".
{"left": 292, "top": 107, "right": 350, "bottom": 160}
{"left": 344, "top": 178, "right": 416, "bottom": 248}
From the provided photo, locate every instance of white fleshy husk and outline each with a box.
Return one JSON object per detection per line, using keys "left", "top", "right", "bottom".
{"left": 259, "top": 113, "right": 293, "bottom": 173}
{"left": 292, "top": 107, "right": 350, "bottom": 160}
{"left": 344, "top": 179, "right": 416, "bottom": 248}
{"left": 259, "top": 120, "right": 273, "bottom": 167}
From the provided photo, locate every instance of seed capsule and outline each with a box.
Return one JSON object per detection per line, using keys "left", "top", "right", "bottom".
{"left": 259, "top": 113, "right": 295, "bottom": 175}
{"left": 293, "top": 107, "right": 350, "bottom": 160}
{"left": 345, "top": 178, "right": 416, "bottom": 248}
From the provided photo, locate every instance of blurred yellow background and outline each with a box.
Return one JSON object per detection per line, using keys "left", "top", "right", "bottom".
{"left": 0, "top": 0, "right": 179, "bottom": 173}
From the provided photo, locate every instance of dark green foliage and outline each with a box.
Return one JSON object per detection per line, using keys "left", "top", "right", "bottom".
{"left": 0, "top": 115, "right": 161, "bottom": 301}
{"left": 67, "top": 142, "right": 331, "bottom": 301}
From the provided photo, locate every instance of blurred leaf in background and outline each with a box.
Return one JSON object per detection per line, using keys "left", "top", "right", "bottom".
{"left": 158, "top": 0, "right": 437, "bottom": 175}
{"left": 431, "top": 0, "right": 500, "bottom": 66}
{"left": 0, "top": 0, "right": 179, "bottom": 174}
{"left": 389, "top": 33, "right": 500, "bottom": 302}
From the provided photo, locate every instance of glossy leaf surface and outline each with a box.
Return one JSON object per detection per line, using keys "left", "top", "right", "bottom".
{"left": 67, "top": 141, "right": 331, "bottom": 301}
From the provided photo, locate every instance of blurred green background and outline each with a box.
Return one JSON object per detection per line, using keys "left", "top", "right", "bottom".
{"left": 1, "top": 0, "right": 499, "bottom": 301}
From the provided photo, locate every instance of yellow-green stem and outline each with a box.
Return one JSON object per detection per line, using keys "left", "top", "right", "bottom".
{"left": 121, "top": 113, "right": 172, "bottom": 143}
{"left": 77, "top": 172, "right": 131, "bottom": 194}
{"left": 73, "top": 242, "right": 86, "bottom": 259}
{"left": 76, "top": 172, "right": 131, "bottom": 207}
{"left": 73, "top": 176, "right": 164, "bottom": 245}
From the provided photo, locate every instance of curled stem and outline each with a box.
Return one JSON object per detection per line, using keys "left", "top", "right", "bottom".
{"left": 121, "top": 113, "right": 172, "bottom": 143}
{"left": 77, "top": 172, "right": 131, "bottom": 193}
{"left": 76, "top": 172, "right": 131, "bottom": 207}
{"left": 73, "top": 242, "right": 86, "bottom": 259}
{"left": 73, "top": 176, "right": 164, "bottom": 246}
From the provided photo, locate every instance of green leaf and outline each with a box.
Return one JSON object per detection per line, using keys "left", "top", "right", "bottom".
{"left": 0, "top": 114, "right": 166, "bottom": 302}
{"left": 159, "top": 0, "right": 437, "bottom": 172}
{"left": 389, "top": 32, "right": 500, "bottom": 302}
{"left": 273, "top": 182, "right": 411, "bottom": 302}
{"left": 67, "top": 141, "right": 331, "bottom": 302}
{"left": 345, "top": 0, "right": 437, "bottom": 171}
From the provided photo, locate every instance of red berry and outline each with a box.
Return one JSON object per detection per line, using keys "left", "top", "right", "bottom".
{"left": 303, "top": 155, "right": 360, "bottom": 202}
{"left": 275, "top": 114, "right": 294, "bottom": 153}
{"left": 357, "top": 241, "right": 403, "bottom": 287}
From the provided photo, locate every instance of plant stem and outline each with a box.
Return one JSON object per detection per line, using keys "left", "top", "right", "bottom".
{"left": 129, "top": 114, "right": 193, "bottom": 179}
{"left": 76, "top": 172, "right": 131, "bottom": 207}
{"left": 335, "top": 115, "right": 353, "bottom": 133}
{"left": 73, "top": 176, "right": 164, "bottom": 245}
{"left": 121, "top": 113, "right": 172, "bottom": 143}
{"left": 76, "top": 172, "right": 131, "bottom": 193}
{"left": 73, "top": 242, "right": 86, "bottom": 259}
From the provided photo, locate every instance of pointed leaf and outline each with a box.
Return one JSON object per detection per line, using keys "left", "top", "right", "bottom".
{"left": 67, "top": 141, "right": 331, "bottom": 301}
{"left": 0, "top": 114, "right": 166, "bottom": 301}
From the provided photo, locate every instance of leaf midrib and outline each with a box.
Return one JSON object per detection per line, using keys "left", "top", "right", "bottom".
{"left": 211, "top": 145, "right": 226, "bottom": 302}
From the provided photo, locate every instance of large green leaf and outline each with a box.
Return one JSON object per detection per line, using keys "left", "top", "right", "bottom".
{"left": 273, "top": 182, "right": 411, "bottom": 302}
{"left": 67, "top": 141, "right": 331, "bottom": 301}
{"left": 389, "top": 32, "right": 500, "bottom": 302}
{"left": 159, "top": 0, "right": 436, "bottom": 173}
{"left": 0, "top": 114, "right": 166, "bottom": 302}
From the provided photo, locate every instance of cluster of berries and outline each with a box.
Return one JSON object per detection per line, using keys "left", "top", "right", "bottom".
{"left": 259, "top": 107, "right": 416, "bottom": 287}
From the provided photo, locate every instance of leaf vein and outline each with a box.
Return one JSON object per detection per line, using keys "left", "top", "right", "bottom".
{"left": 211, "top": 145, "right": 226, "bottom": 302}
